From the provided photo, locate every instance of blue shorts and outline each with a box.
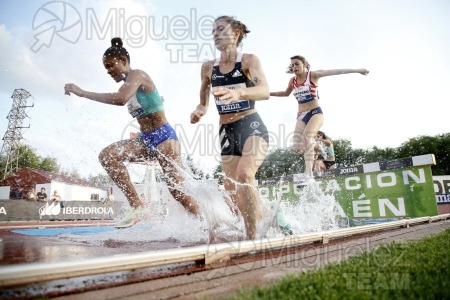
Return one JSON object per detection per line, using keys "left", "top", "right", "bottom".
{"left": 139, "top": 123, "right": 178, "bottom": 154}
{"left": 297, "top": 107, "right": 323, "bottom": 125}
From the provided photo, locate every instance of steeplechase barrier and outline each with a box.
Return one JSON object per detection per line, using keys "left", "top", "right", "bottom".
{"left": 0, "top": 214, "right": 448, "bottom": 287}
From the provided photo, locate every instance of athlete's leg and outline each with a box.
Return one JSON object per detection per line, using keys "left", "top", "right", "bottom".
{"left": 303, "top": 114, "right": 324, "bottom": 177}
{"left": 292, "top": 118, "right": 307, "bottom": 154}
{"left": 328, "top": 162, "right": 337, "bottom": 170}
{"left": 156, "top": 139, "right": 200, "bottom": 216}
{"left": 314, "top": 159, "right": 326, "bottom": 171}
{"left": 221, "top": 155, "right": 241, "bottom": 217}
{"left": 221, "top": 155, "right": 238, "bottom": 191}
{"left": 313, "top": 143, "right": 320, "bottom": 171}
{"left": 224, "top": 135, "right": 268, "bottom": 239}
{"left": 98, "top": 139, "right": 151, "bottom": 209}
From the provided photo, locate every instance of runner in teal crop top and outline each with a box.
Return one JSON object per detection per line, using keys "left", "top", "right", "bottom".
{"left": 64, "top": 37, "right": 201, "bottom": 228}
{"left": 127, "top": 88, "right": 164, "bottom": 119}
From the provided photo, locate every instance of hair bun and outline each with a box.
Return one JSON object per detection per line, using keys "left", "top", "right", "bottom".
{"left": 111, "top": 37, "right": 123, "bottom": 48}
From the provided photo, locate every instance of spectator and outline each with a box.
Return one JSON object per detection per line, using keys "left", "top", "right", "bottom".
{"left": 17, "top": 188, "right": 24, "bottom": 199}
{"left": 103, "top": 190, "right": 114, "bottom": 204}
{"left": 107, "top": 191, "right": 115, "bottom": 202}
{"left": 28, "top": 187, "right": 37, "bottom": 201}
{"left": 37, "top": 187, "right": 48, "bottom": 202}
{"left": 9, "top": 188, "right": 23, "bottom": 199}
{"left": 51, "top": 190, "right": 62, "bottom": 202}
{"left": 51, "top": 190, "right": 64, "bottom": 208}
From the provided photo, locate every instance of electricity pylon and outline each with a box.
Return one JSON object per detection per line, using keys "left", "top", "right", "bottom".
{"left": 0, "top": 88, "right": 34, "bottom": 179}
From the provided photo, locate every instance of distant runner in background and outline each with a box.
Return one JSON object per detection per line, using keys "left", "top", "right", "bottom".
{"left": 314, "top": 131, "right": 336, "bottom": 171}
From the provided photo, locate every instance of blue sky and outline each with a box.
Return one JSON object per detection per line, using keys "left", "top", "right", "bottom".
{"left": 1, "top": 0, "right": 449, "bottom": 179}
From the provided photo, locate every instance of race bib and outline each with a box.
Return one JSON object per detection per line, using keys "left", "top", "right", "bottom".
{"left": 215, "top": 83, "right": 250, "bottom": 113}
{"left": 127, "top": 94, "right": 144, "bottom": 118}
{"left": 293, "top": 85, "right": 314, "bottom": 102}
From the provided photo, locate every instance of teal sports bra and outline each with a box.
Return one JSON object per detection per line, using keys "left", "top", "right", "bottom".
{"left": 127, "top": 89, "right": 164, "bottom": 119}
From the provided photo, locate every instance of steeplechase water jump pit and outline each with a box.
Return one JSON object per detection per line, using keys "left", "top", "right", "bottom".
{"left": 0, "top": 178, "right": 348, "bottom": 299}
{"left": 2, "top": 153, "right": 439, "bottom": 266}
{"left": 2, "top": 177, "right": 346, "bottom": 263}
{"left": 0, "top": 154, "right": 443, "bottom": 299}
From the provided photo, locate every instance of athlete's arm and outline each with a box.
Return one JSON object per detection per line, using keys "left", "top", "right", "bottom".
{"left": 190, "top": 61, "right": 212, "bottom": 124}
{"left": 64, "top": 70, "right": 148, "bottom": 106}
{"left": 319, "top": 137, "right": 333, "bottom": 147}
{"left": 313, "top": 68, "right": 369, "bottom": 80}
{"left": 270, "top": 78, "right": 294, "bottom": 97}
{"left": 213, "top": 54, "right": 269, "bottom": 102}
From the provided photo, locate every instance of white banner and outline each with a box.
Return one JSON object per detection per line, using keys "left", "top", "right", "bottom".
{"left": 433, "top": 175, "right": 450, "bottom": 204}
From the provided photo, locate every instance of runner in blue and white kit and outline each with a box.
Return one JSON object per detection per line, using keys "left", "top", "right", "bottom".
{"left": 190, "top": 16, "right": 270, "bottom": 240}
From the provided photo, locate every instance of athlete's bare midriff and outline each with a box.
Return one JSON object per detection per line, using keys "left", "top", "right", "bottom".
{"left": 219, "top": 108, "right": 257, "bottom": 124}
{"left": 137, "top": 111, "right": 168, "bottom": 133}
{"left": 298, "top": 99, "right": 320, "bottom": 113}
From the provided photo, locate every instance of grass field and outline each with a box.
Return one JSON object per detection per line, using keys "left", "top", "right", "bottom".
{"left": 223, "top": 229, "right": 450, "bottom": 300}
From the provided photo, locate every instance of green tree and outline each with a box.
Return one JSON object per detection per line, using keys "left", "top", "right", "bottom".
{"left": 184, "top": 155, "right": 204, "bottom": 179}
{"left": 213, "top": 164, "right": 223, "bottom": 185}
{"left": 17, "top": 144, "right": 41, "bottom": 169}
{"left": 257, "top": 148, "right": 304, "bottom": 179}
{"left": 330, "top": 139, "right": 366, "bottom": 167}
{"left": 69, "top": 169, "right": 81, "bottom": 179}
{"left": 255, "top": 132, "right": 450, "bottom": 180}
{"left": 88, "top": 173, "right": 113, "bottom": 188}
{"left": 363, "top": 146, "right": 398, "bottom": 164}
{"left": 334, "top": 141, "right": 397, "bottom": 167}
{"left": 397, "top": 133, "right": 450, "bottom": 175}
{"left": 0, "top": 143, "right": 60, "bottom": 178}
{"left": 39, "top": 156, "right": 59, "bottom": 173}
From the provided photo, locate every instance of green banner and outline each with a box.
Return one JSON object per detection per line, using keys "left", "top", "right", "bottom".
{"left": 259, "top": 165, "right": 438, "bottom": 219}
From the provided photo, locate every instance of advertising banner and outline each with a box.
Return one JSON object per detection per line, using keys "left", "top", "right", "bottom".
{"left": 0, "top": 200, "right": 119, "bottom": 222}
{"left": 433, "top": 175, "right": 450, "bottom": 204}
{"left": 259, "top": 155, "right": 438, "bottom": 219}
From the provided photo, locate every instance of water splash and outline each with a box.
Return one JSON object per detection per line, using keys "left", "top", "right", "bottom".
{"left": 63, "top": 152, "right": 346, "bottom": 247}
{"left": 278, "top": 180, "right": 345, "bottom": 233}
